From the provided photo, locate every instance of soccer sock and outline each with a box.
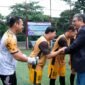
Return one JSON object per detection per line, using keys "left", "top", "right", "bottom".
{"left": 70, "top": 73, "right": 75, "bottom": 85}
{"left": 59, "top": 76, "right": 65, "bottom": 85}
{"left": 50, "top": 79, "right": 56, "bottom": 85}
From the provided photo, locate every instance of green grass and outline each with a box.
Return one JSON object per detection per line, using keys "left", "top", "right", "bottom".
{"left": 0, "top": 50, "right": 76, "bottom": 85}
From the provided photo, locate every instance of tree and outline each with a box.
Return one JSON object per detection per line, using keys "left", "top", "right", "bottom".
{"left": 74, "top": 0, "right": 85, "bottom": 13}
{"left": 0, "top": 14, "right": 4, "bottom": 20}
{"left": 9, "top": 2, "right": 49, "bottom": 22}
{"left": 57, "top": 9, "right": 75, "bottom": 34}
{"left": 62, "top": 0, "right": 85, "bottom": 13}
{"left": 0, "top": 14, "right": 7, "bottom": 37}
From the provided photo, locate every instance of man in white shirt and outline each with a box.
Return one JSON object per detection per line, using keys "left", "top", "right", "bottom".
{"left": 0, "top": 16, "right": 38, "bottom": 85}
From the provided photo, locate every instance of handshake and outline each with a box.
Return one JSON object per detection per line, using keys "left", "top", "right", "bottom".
{"left": 28, "top": 57, "right": 39, "bottom": 65}
{"left": 23, "top": 54, "right": 39, "bottom": 65}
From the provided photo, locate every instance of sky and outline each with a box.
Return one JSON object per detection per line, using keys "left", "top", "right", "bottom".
{"left": 0, "top": 0, "right": 70, "bottom": 17}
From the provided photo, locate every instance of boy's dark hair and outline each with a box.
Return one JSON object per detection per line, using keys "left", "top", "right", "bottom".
{"left": 7, "top": 16, "right": 22, "bottom": 27}
{"left": 58, "top": 37, "right": 67, "bottom": 47}
{"left": 66, "top": 25, "right": 75, "bottom": 32}
{"left": 45, "top": 26, "right": 55, "bottom": 34}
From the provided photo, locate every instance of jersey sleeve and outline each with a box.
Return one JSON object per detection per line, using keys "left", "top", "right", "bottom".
{"left": 39, "top": 41, "right": 50, "bottom": 55}
{"left": 5, "top": 35, "right": 19, "bottom": 54}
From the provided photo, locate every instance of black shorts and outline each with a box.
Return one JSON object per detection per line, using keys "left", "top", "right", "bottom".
{"left": 0, "top": 72, "right": 17, "bottom": 85}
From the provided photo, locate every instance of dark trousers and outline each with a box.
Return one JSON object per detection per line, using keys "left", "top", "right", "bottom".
{"left": 0, "top": 72, "right": 17, "bottom": 85}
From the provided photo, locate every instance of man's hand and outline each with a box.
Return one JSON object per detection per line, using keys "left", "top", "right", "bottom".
{"left": 27, "top": 56, "right": 39, "bottom": 65}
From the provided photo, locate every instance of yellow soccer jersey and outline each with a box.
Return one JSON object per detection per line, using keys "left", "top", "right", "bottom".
{"left": 52, "top": 34, "right": 70, "bottom": 64}
{"left": 48, "top": 34, "right": 70, "bottom": 79}
{"left": 30, "top": 36, "right": 50, "bottom": 67}
{"left": 29, "top": 36, "right": 51, "bottom": 84}
{"left": 0, "top": 29, "right": 18, "bottom": 75}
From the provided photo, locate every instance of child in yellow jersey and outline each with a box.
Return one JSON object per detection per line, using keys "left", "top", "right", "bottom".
{"left": 48, "top": 25, "right": 76, "bottom": 85}
{"left": 28, "top": 27, "right": 63, "bottom": 85}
